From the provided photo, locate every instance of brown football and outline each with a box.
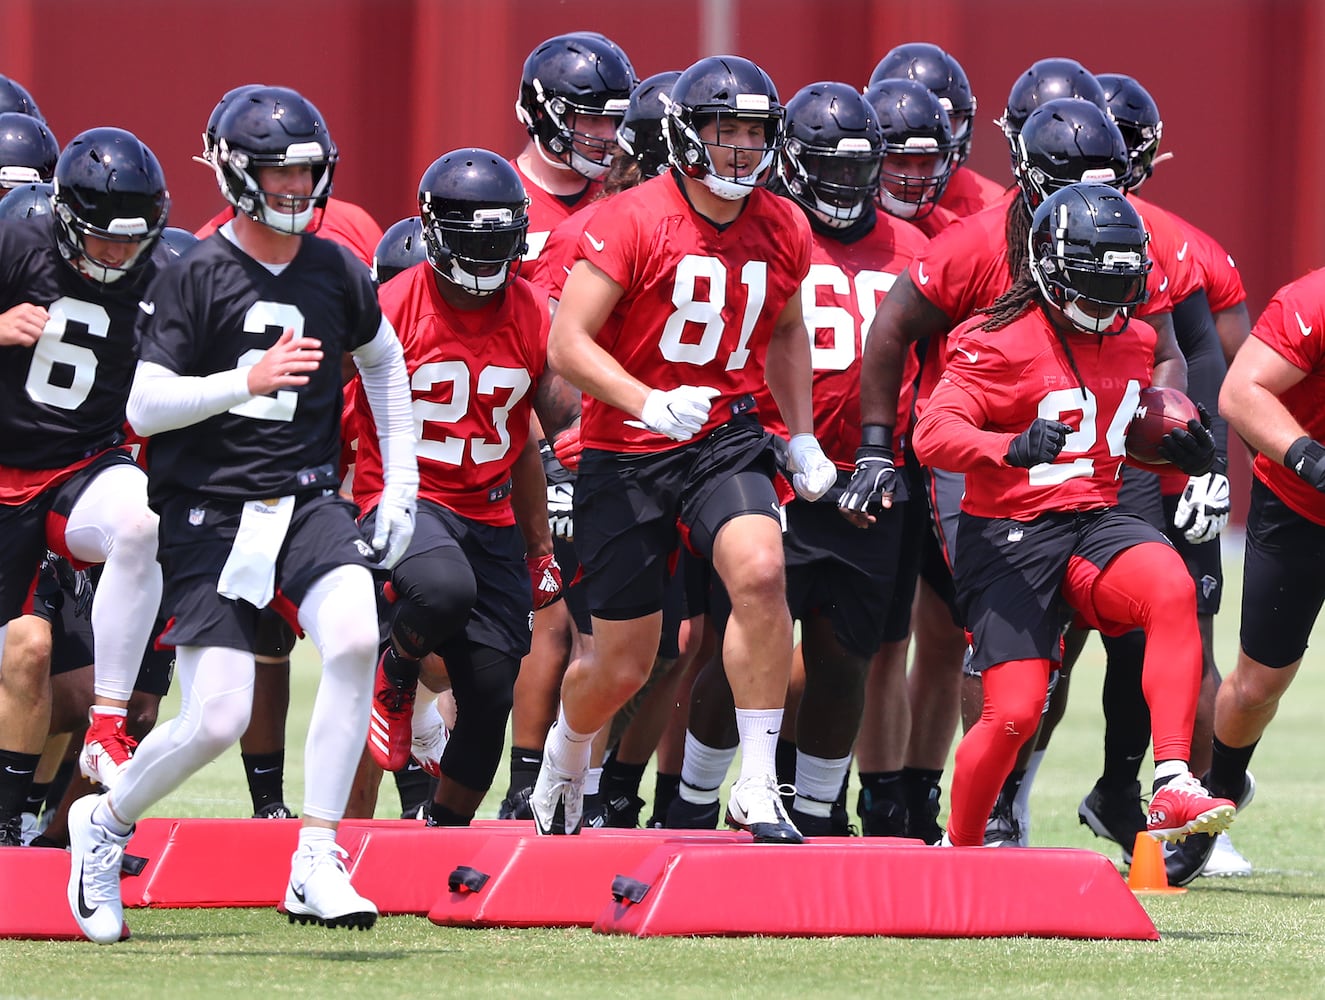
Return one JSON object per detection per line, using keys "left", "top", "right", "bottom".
{"left": 1125, "top": 386, "right": 1200, "bottom": 465}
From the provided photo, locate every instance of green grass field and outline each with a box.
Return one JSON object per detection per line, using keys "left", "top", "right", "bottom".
{"left": 4, "top": 537, "right": 1325, "bottom": 999}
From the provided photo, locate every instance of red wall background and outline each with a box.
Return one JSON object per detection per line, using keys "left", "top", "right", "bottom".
{"left": 4, "top": 0, "right": 1315, "bottom": 517}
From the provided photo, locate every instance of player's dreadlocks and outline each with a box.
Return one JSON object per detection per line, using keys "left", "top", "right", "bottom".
{"left": 980, "top": 193, "right": 1090, "bottom": 399}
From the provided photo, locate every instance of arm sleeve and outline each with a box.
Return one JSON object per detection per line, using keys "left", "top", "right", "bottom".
{"left": 911, "top": 375, "right": 1016, "bottom": 473}
{"left": 351, "top": 315, "right": 418, "bottom": 490}
{"left": 1172, "top": 289, "right": 1229, "bottom": 458}
{"left": 125, "top": 361, "right": 253, "bottom": 437}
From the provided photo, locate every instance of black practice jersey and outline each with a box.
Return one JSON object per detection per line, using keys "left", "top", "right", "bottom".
{"left": 136, "top": 231, "right": 380, "bottom": 505}
{"left": 0, "top": 215, "right": 158, "bottom": 469}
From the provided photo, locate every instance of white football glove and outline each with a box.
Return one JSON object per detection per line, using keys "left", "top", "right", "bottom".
{"left": 371, "top": 482, "right": 417, "bottom": 570}
{"left": 547, "top": 481, "right": 574, "bottom": 540}
{"left": 1173, "top": 471, "right": 1230, "bottom": 544}
{"left": 639, "top": 386, "right": 721, "bottom": 441}
{"left": 787, "top": 433, "right": 837, "bottom": 502}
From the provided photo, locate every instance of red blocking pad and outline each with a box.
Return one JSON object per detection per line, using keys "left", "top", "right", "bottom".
{"left": 594, "top": 843, "right": 1159, "bottom": 940}
{"left": 346, "top": 823, "right": 530, "bottom": 915}
{"left": 428, "top": 832, "right": 742, "bottom": 928}
{"left": 120, "top": 817, "right": 179, "bottom": 907}
{"left": 0, "top": 846, "right": 117, "bottom": 941}
{"left": 133, "top": 818, "right": 306, "bottom": 907}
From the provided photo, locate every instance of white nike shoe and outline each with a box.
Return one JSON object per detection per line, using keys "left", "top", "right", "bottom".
{"left": 529, "top": 758, "right": 586, "bottom": 836}
{"left": 725, "top": 775, "right": 804, "bottom": 844}
{"left": 66, "top": 794, "right": 130, "bottom": 944}
{"left": 1199, "top": 832, "right": 1252, "bottom": 877}
{"left": 409, "top": 700, "right": 449, "bottom": 779}
{"left": 285, "top": 842, "right": 377, "bottom": 930}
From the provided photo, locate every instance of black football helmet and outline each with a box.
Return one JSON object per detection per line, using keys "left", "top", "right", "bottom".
{"left": 199, "top": 83, "right": 267, "bottom": 164}
{"left": 213, "top": 86, "right": 336, "bottom": 234}
{"left": 157, "top": 227, "right": 200, "bottom": 260}
{"left": 418, "top": 149, "right": 529, "bottom": 297}
{"left": 863, "top": 78, "right": 957, "bottom": 221}
{"left": 1015, "top": 99, "right": 1129, "bottom": 211}
{"left": 0, "top": 75, "right": 43, "bottom": 122}
{"left": 998, "top": 57, "right": 1108, "bottom": 151}
{"left": 0, "top": 181, "right": 53, "bottom": 221}
{"left": 0, "top": 113, "right": 58, "bottom": 189}
{"left": 779, "top": 82, "right": 882, "bottom": 227}
{"left": 617, "top": 71, "right": 682, "bottom": 179}
{"left": 664, "top": 55, "right": 783, "bottom": 201}
{"left": 869, "top": 43, "right": 977, "bottom": 165}
{"left": 1097, "top": 73, "right": 1164, "bottom": 191}
{"left": 372, "top": 216, "right": 427, "bottom": 284}
{"left": 1030, "top": 182, "right": 1151, "bottom": 335}
{"left": 517, "top": 32, "right": 636, "bottom": 180}
{"left": 52, "top": 127, "right": 170, "bottom": 286}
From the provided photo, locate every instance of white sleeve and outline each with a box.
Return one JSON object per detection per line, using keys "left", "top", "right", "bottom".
{"left": 126, "top": 361, "right": 254, "bottom": 437}
{"left": 352, "top": 316, "right": 418, "bottom": 492}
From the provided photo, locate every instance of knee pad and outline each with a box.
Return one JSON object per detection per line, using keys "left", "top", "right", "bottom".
{"left": 389, "top": 547, "right": 476, "bottom": 659}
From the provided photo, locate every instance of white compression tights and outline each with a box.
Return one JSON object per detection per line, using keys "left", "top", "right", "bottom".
{"left": 107, "top": 563, "right": 377, "bottom": 825}
{"left": 64, "top": 464, "right": 162, "bottom": 702}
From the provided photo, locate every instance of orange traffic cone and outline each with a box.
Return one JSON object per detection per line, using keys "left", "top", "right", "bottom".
{"left": 1127, "top": 831, "right": 1186, "bottom": 895}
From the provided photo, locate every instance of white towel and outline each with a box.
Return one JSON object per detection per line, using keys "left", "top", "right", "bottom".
{"left": 216, "top": 496, "right": 295, "bottom": 608}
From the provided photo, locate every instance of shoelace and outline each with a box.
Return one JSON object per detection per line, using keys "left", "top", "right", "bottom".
{"left": 296, "top": 843, "right": 352, "bottom": 886}
{"left": 83, "top": 835, "right": 127, "bottom": 905}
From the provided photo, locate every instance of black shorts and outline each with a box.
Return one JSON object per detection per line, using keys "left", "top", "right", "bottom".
{"left": 370, "top": 499, "right": 533, "bottom": 662}
{"left": 552, "top": 534, "right": 592, "bottom": 635}
{"left": 954, "top": 507, "right": 1170, "bottom": 673}
{"left": 1115, "top": 463, "right": 1166, "bottom": 531}
{"left": 0, "top": 449, "right": 138, "bottom": 624}
{"left": 574, "top": 416, "right": 777, "bottom": 620}
{"left": 1240, "top": 477, "right": 1325, "bottom": 669}
{"left": 1160, "top": 492, "right": 1224, "bottom": 615}
{"left": 784, "top": 494, "right": 906, "bottom": 658}
{"left": 920, "top": 464, "right": 962, "bottom": 625}
{"left": 156, "top": 491, "right": 374, "bottom": 652}
{"left": 254, "top": 608, "right": 299, "bottom": 659}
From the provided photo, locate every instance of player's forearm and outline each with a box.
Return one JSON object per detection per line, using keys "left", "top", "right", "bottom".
{"left": 911, "top": 398, "right": 1013, "bottom": 473}
{"left": 765, "top": 324, "right": 815, "bottom": 437}
{"left": 126, "top": 361, "right": 251, "bottom": 437}
{"left": 547, "top": 324, "right": 650, "bottom": 419}
{"left": 511, "top": 428, "right": 552, "bottom": 556}
{"left": 1220, "top": 379, "right": 1303, "bottom": 463}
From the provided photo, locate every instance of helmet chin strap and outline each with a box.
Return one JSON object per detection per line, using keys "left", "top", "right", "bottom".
{"left": 1062, "top": 300, "right": 1122, "bottom": 334}
{"left": 879, "top": 189, "right": 921, "bottom": 219}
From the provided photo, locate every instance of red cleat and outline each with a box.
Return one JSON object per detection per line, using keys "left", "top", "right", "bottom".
{"left": 1147, "top": 773, "right": 1236, "bottom": 842}
{"left": 367, "top": 652, "right": 416, "bottom": 772}
{"left": 79, "top": 710, "right": 138, "bottom": 791}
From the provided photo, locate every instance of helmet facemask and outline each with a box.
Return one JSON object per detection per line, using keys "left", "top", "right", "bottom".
{"left": 781, "top": 138, "right": 881, "bottom": 227}
{"left": 521, "top": 82, "right": 628, "bottom": 180}
{"left": 216, "top": 140, "right": 336, "bottom": 235}
{"left": 421, "top": 201, "right": 528, "bottom": 297}
{"left": 665, "top": 99, "right": 783, "bottom": 201}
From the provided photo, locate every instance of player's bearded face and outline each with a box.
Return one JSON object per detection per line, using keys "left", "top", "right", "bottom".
{"left": 565, "top": 110, "right": 620, "bottom": 168}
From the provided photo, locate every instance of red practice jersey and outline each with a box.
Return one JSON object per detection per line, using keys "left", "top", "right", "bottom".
{"left": 758, "top": 212, "right": 929, "bottom": 468}
{"left": 1180, "top": 218, "right": 1246, "bottom": 314}
{"left": 573, "top": 174, "right": 812, "bottom": 454}
{"left": 908, "top": 202, "right": 961, "bottom": 240}
{"left": 939, "top": 165, "right": 1007, "bottom": 217}
{"left": 1249, "top": 269, "right": 1325, "bottom": 525}
{"left": 1130, "top": 194, "right": 1201, "bottom": 306}
{"left": 913, "top": 308, "right": 1157, "bottom": 520}
{"left": 527, "top": 198, "right": 606, "bottom": 298}
{"left": 195, "top": 198, "right": 383, "bottom": 268}
{"left": 354, "top": 264, "right": 550, "bottom": 525}
{"left": 512, "top": 158, "right": 598, "bottom": 262}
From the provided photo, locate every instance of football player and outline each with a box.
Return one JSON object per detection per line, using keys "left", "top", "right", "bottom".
{"left": 910, "top": 182, "right": 1233, "bottom": 849}
{"left": 0, "top": 111, "right": 58, "bottom": 194}
{"left": 868, "top": 43, "right": 1004, "bottom": 216}
{"left": 65, "top": 87, "right": 416, "bottom": 942}
{"left": 357, "top": 148, "right": 578, "bottom": 827}
{"left": 0, "top": 128, "right": 169, "bottom": 846}
{"left": 530, "top": 54, "right": 835, "bottom": 844}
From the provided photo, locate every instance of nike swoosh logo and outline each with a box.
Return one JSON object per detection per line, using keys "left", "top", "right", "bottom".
{"left": 1297, "top": 312, "right": 1313, "bottom": 337}
{"left": 252, "top": 766, "right": 280, "bottom": 775}
{"left": 916, "top": 261, "right": 930, "bottom": 285}
{"left": 958, "top": 348, "right": 978, "bottom": 363}
{"left": 764, "top": 728, "right": 780, "bottom": 735}
{"left": 77, "top": 862, "right": 99, "bottom": 919}
{"left": 585, "top": 232, "right": 605, "bottom": 252}
{"left": 139, "top": 300, "right": 156, "bottom": 315}
{"left": 4, "top": 765, "right": 30, "bottom": 775}
{"left": 1159, "top": 276, "right": 1169, "bottom": 292}
{"left": 290, "top": 882, "right": 307, "bottom": 904}
{"left": 1175, "top": 241, "right": 1189, "bottom": 261}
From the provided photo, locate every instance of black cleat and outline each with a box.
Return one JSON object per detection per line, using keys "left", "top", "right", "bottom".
{"left": 1078, "top": 780, "right": 1146, "bottom": 862}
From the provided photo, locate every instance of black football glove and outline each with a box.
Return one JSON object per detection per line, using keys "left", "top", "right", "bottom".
{"left": 838, "top": 424, "right": 898, "bottom": 515}
{"left": 1157, "top": 402, "right": 1217, "bottom": 476}
{"left": 1006, "top": 419, "right": 1072, "bottom": 468}
{"left": 1285, "top": 436, "right": 1325, "bottom": 492}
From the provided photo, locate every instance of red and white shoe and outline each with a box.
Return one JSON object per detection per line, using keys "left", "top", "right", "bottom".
{"left": 79, "top": 710, "right": 137, "bottom": 791}
{"left": 1147, "top": 772, "right": 1237, "bottom": 842}
{"left": 367, "top": 652, "right": 415, "bottom": 772}
{"left": 409, "top": 699, "right": 449, "bottom": 779}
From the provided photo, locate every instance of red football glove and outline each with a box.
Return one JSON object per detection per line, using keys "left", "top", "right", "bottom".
{"left": 552, "top": 423, "right": 582, "bottom": 472}
{"left": 528, "top": 552, "right": 563, "bottom": 610}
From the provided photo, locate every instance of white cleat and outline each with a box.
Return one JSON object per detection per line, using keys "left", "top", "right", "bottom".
{"left": 529, "top": 760, "right": 586, "bottom": 836}
{"left": 1199, "top": 832, "right": 1252, "bottom": 878}
{"left": 285, "top": 842, "right": 377, "bottom": 930}
{"left": 66, "top": 794, "right": 129, "bottom": 944}
{"left": 725, "top": 775, "right": 804, "bottom": 844}
{"left": 409, "top": 700, "right": 449, "bottom": 779}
